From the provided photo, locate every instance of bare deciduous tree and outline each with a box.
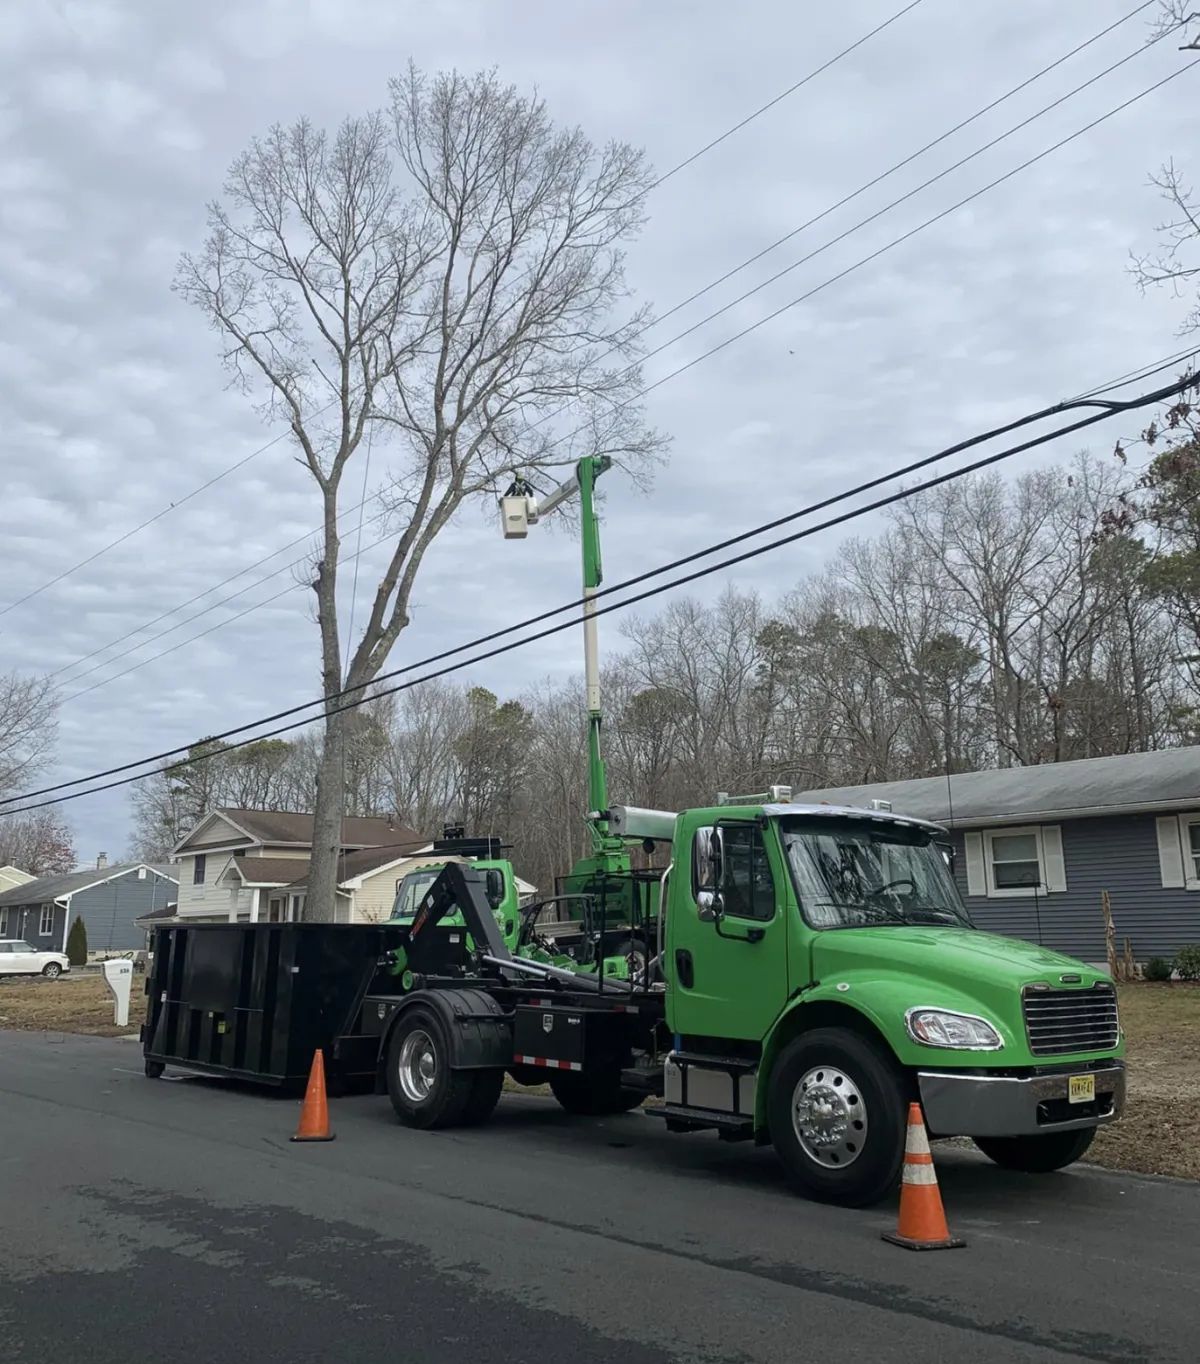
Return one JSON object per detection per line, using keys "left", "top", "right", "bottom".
{"left": 1131, "top": 159, "right": 1200, "bottom": 333}
{"left": 0, "top": 807, "right": 75, "bottom": 876}
{"left": 0, "top": 672, "right": 58, "bottom": 797}
{"left": 178, "top": 66, "right": 663, "bottom": 916}
{"left": 1152, "top": 3, "right": 1200, "bottom": 48}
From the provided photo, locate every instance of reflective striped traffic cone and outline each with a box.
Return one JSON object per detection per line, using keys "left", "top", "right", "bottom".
{"left": 881, "top": 1103, "right": 964, "bottom": 1250}
{"left": 290, "top": 1050, "right": 335, "bottom": 1142}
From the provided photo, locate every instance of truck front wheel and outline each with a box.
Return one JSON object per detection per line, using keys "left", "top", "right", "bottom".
{"left": 768, "top": 1028, "right": 908, "bottom": 1207}
{"left": 385, "top": 1007, "right": 475, "bottom": 1129}
{"left": 974, "top": 1128, "right": 1095, "bottom": 1172}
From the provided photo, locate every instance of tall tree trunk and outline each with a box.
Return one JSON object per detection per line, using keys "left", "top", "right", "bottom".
{"left": 307, "top": 714, "right": 347, "bottom": 919}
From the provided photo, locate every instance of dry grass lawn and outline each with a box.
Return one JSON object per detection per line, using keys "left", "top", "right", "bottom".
{"left": 0, "top": 974, "right": 147, "bottom": 1037}
{"left": 2, "top": 976, "right": 1196, "bottom": 1179}
{"left": 1088, "top": 983, "right": 1200, "bottom": 1181}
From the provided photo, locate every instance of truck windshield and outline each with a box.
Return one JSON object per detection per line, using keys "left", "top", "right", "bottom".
{"left": 779, "top": 819, "right": 972, "bottom": 930}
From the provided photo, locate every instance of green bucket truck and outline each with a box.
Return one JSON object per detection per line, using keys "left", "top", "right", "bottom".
{"left": 362, "top": 795, "right": 1125, "bottom": 1206}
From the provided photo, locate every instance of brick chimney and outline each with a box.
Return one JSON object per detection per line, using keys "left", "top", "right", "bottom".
{"left": 96, "top": 852, "right": 108, "bottom": 870}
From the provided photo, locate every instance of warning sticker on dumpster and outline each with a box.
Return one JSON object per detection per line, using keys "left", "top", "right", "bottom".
{"left": 1068, "top": 1074, "right": 1095, "bottom": 1104}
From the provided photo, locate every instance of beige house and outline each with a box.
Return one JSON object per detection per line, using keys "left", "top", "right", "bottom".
{"left": 172, "top": 808, "right": 433, "bottom": 924}
{"left": 0, "top": 866, "right": 35, "bottom": 896}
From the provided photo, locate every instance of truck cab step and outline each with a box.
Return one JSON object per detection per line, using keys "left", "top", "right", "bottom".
{"left": 670, "top": 1049, "right": 758, "bottom": 1072}
{"left": 651, "top": 1103, "right": 755, "bottom": 1140}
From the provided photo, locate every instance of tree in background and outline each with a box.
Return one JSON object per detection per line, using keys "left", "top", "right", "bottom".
{"left": 0, "top": 807, "right": 76, "bottom": 876}
{"left": 177, "top": 64, "right": 663, "bottom": 918}
{"left": 66, "top": 916, "right": 88, "bottom": 967}
{"left": 0, "top": 671, "right": 58, "bottom": 797}
{"left": 128, "top": 737, "right": 315, "bottom": 858}
{"left": 453, "top": 687, "right": 534, "bottom": 836}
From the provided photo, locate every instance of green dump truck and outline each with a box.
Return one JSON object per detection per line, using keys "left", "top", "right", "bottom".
{"left": 358, "top": 795, "right": 1124, "bottom": 1206}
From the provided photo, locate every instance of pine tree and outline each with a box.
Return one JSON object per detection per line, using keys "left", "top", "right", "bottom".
{"left": 66, "top": 916, "right": 88, "bottom": 967}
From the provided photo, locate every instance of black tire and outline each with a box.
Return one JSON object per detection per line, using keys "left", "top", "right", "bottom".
{"left": 144, "top": 1059, "right": 165, "bottom": 1079}
{"left": 385, "top": 1007, "right": 475, "bottom": 1130}
{"left": 548, "top": 1068, "right": 644, "bottom": 1116}
{"left": 461, "top": 1069, "right": 505, "bottom": 1126}
{"left": 767, "top": 1028, "right": 908, "bottom": 1207}
{"left": 42, "top": 963, "right": 62, "bottom": 979}
{"left": 974, "top": 1127, "right": 1096, "bottom": 1172}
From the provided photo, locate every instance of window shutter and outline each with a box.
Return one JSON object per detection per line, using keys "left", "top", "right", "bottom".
{"left": 1040, "top": 825, "right": 1066, "bottom": 893}
{"left": 1157, "top": 816, "right": 1186, "bottom": 888}
{"left": 964, "top": 832, "right": 986, "bottom": 897}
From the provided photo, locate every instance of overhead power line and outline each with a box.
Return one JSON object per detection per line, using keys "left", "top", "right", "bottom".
{"left": 646, "top": 0, "right": 926, "bottom": 190}
{"left": 5, "top": 370, "right": 1193, "bottom": 815}
{"left": 52, "top": 343, "right": 1200, "bottom": 710}
{"left": 2, "top": 5, "right": 921, "bottom": 623}
{"left": 47, "top": 22, "right": 1186, "bottom": 692}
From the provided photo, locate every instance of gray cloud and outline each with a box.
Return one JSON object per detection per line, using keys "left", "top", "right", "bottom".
{"left": 0, "top": 0, "right": 1194, "bottom": 859}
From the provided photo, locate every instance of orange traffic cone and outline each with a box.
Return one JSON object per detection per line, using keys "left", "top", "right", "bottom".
{"left": 290, "top": 1049, "right": 335, "bottom": 1142}
{"left": 881, "top": 1103, "right": 964, "bottom": 1251}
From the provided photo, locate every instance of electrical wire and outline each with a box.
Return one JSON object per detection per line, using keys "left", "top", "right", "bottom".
{"left": 55, "top": 343, "right": 1200, "bottom": 709}
{"left": 46, "top": 31, "right": 1188, "bottom": 693}
{"left": 627, "top": 2, "right": 1156, "bottom": 342}
{"left": 3, "top": 6, "right": 921, "bottom": 623}
{"left": 4, "top": 372, "right": 1193, "bottom": 816}
{"left": 32, "top": 365, "right": 1196, "bottom": 790}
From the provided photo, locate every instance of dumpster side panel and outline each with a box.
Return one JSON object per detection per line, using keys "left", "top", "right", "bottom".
{"left": 143, "top": 923, "right": 401, "bottom": 1085}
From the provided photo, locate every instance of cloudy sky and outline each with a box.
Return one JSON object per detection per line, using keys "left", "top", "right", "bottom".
{"left": 1, "top": 0, "right": 1196, "bottom": 863}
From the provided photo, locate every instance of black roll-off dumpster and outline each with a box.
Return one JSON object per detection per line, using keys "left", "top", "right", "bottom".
{"left": 141, "top": 922, "right": 403, "bottom": 1086}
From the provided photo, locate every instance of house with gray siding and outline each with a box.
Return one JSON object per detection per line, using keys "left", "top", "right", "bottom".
{"left": 0, "top": 858, "right": 178, "bottom": 954}
{"left": 796, "top": 747, "right": 1200, "bottom": 964}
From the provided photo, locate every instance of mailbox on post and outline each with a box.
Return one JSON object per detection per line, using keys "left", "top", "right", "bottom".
{"left": 101, "top": 958, "right": 133, "bottom": 1027}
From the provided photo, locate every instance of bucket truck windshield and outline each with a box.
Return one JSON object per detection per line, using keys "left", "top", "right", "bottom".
{"left": 780, "top": 819, "right": 971, "bottom": 930}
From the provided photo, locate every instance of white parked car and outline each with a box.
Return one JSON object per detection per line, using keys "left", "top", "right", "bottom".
{"left": 0, "top": 940, "right": 71, "bottom": 979}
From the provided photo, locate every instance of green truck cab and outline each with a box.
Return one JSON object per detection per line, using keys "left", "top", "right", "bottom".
{"left": 392, "top": 859, "right": 523, "bottom": 947}
{"left": 650, "top": 799, "right": 1124, "bottom": 1204}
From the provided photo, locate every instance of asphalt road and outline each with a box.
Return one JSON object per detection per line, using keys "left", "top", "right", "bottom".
{"left": 0, "top": 1032, "right": 1195, "bottom": 1364}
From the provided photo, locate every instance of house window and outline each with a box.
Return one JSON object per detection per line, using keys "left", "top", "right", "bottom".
{"left": 193, "top": 855, "right": 207, "bottom": 886}
{"left": 0, "top": 908, "right": 8, "bottom": 935}
{"left": 39, "top": 905, "right": 54, "bottom": 936}
{"left": 966, "top": 826, "right": 1066, "bottom": 898}
{"left": 289, "top": 894, "right": 304, "bottom": 922}
{"left": 1159, "top": 814, "right": 1200, "bottom": 889}
{"left": 988, "top": 832, "right": 1042, "bottom": 891}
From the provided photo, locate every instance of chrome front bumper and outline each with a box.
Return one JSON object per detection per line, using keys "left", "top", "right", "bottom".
{"left": 918, "top": 1061, "right": 1126, "bottom": 1138}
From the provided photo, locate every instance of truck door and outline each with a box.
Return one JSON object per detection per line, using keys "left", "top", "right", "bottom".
{"left": 667, "top": 819, "right": 790, "bottom": 1044}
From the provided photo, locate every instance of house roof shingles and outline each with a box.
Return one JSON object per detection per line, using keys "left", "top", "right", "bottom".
{"left": 0, "top": 863, "right": 178, "bottom": 909}
{"left": 215, "top": 809, "right": 418, "bottom": 849}
{"left": 794, "top": 745, "right": 1200, "bottom": 827}
{"left": 282, "top": 843, "right": 435, "bottom": 891}
{"left": 227, "top": 857, "right": 311, "bottom": 887}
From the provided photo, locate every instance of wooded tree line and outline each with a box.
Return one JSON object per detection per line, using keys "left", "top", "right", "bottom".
{"left": 128, "top": 436, "right": 1200, "bottom": 892}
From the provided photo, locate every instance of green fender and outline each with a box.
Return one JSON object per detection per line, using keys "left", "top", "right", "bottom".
{"left": 753, "top": 970, "right": 1017, "bottom": 1129}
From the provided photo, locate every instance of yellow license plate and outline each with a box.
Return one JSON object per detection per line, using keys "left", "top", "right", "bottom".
{"left": 1068, "top": 1074, "right": 1095, "bottom": 1104}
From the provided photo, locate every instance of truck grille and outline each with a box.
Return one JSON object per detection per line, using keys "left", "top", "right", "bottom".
{"left": 1022, "top": 983, "right": 1119, "bottom": 1056}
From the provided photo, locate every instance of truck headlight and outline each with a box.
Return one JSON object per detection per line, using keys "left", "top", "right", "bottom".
{"left": 905, "top": 1007, "right": 1002, "bottom": 1051}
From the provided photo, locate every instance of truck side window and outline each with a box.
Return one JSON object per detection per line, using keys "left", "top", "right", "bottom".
{"left": 720, "top": 824, "right": 776, "bottom": 922}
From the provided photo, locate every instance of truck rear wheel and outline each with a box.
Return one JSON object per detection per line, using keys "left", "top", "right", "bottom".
{"left": 462, "top": 1069, "right": 505, "bottom": 1125}
{"left": 767, "top": 1028, "right": 907, "bottom": 1207}
{"left": 385, "top": 1007, "right": 475, "bottom": 1129}
{"left": 974, "top": 1128, "right": 1095, "bottom": 1172}
{"left": 549, "top": 1068, "right": 644, "bottom": 1116}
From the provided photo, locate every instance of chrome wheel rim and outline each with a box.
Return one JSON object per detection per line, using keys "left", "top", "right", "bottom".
{"left": 398, "top": 1029, "right": 438, "bottom": 1104}
{"left": 791, "top": 1065, "right": 867, "bottom": 1168}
